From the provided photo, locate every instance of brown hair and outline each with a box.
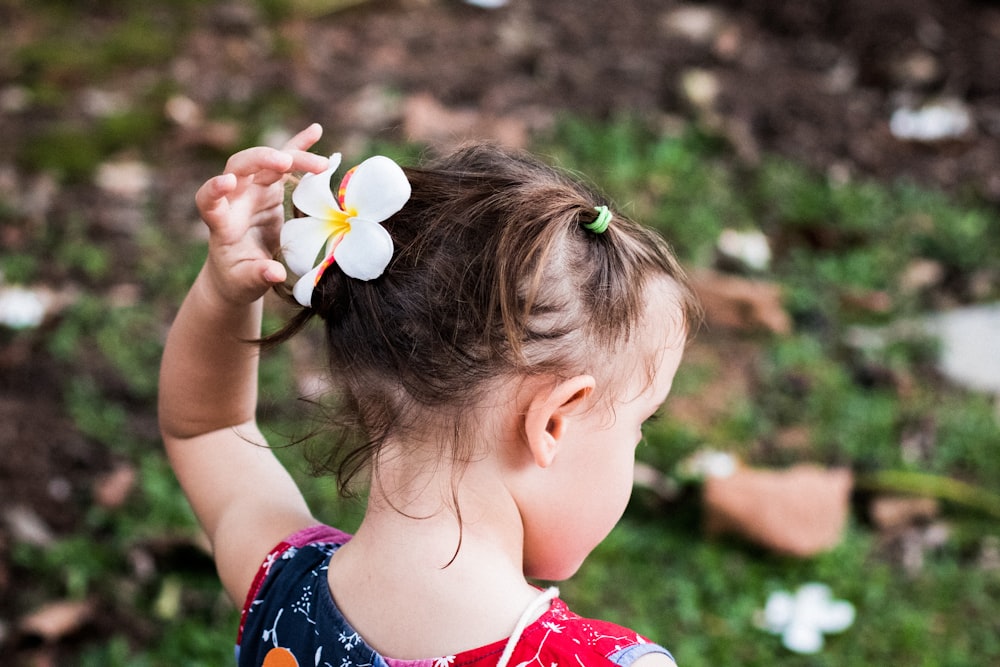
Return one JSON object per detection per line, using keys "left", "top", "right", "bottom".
{"left": 270, "top": 144, "right": 699, "bottom": 493}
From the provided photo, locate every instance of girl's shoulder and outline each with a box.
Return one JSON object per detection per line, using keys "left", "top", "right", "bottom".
{"left": 236, "top": 525, "right": 351, "bottom": 653}
{"left": 488, "top": 597, "right": 676, "bottom": 667}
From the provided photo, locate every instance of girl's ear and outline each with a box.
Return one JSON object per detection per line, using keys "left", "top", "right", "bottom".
{"left": 523, "top": 375, "right": 596, "bottom": 468}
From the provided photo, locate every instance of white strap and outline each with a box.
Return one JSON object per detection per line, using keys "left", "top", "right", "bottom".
{"left": 496, "top": 586, "right": 559, "bottom": 667}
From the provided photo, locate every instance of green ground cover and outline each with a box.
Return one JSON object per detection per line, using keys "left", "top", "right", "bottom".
{"left": 8, "top": 117, "right": 996, "bottom": 665}
{"left": 2, "top": 4, "right": 999, "bottom": 662}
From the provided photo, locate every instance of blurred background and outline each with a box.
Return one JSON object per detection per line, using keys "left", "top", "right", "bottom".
{"left": 1, "top": 0, "right": 999, "bottom": 664}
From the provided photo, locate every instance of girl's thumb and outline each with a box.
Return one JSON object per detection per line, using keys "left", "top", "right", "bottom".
{"left": 261, "top": 260, "right": 287, "bottom": 285}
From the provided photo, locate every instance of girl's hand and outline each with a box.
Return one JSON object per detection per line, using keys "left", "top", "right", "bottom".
{"left": 194, "top": 123, "right": 329, "bottom": 306}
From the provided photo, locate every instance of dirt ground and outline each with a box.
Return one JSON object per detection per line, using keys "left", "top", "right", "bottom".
{"left": 2, "top": 0, "right": 1000, "bottom": 658}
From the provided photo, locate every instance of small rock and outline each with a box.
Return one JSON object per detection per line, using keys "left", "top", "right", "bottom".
{"left": 898, "top": 258, "right": 945, "bottom": 294}
{"left": 0, "top": 85, "right": 31, "bottom": 113}
{"left": 890, "top": 99, "right": 973, "bottom": 142}
{"left": 847, "top": 302, "right": 1000, "bottom": 396}
{"left": 95, "top": 160, "right": 153, "bottom": 199}
{"left": 164, "top": 95, "right": 204, "bottom": 128}
{"left": 704, "top": 464, "right": 854, "bottom": 556}
{"left": 3, "top": 506, "right": 55, "bottom": 548}
{"left": 889, "top": 50, "right": 942, "bottom": 88}
{"left": 80, "top": 88, "right": 130, "bottom": 118}
{"left": 47, "top": 477, "right": 72, "bottom": 503}
{"left": 680, "top": 68, "right": 721, "bottom": 113}
{"left": 661, "top": 5, "right": 728, "bottom": 45}
{"left": 923, "top": 303, "right": 1000, "bottom": 394}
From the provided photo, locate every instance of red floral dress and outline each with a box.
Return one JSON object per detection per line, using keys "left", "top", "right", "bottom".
{"left": 236, "top": 525, "right": 676, "bottom": 667}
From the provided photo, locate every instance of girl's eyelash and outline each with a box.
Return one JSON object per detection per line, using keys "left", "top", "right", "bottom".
{"left": 643, "top": 409, "right": 663, "bottom": 426}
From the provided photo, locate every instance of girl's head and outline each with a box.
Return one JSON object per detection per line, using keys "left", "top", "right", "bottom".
{"left": 278, "top": 144, "right": 699, "bottom": 495}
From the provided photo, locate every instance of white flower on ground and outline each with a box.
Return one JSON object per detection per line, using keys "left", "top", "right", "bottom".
{"left": 0, "top": 286, "right": 49, "bottom": 329}
{"left": 281, "top": 153, "right": 410, "bottom": 307}
{"left": 717, "top": 228, "right": 771, "bottom": 271}
{"left": 677, "top": 449, "right": 737, "bottom": 481}
{"left": 759, "top": 583, "right": 855, "bottom": 654}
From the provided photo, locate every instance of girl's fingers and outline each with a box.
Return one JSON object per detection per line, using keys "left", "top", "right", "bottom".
{"left": 198, "top": 127, "right": 327, "bottom": 230}
{"left": 195, "top": 173, "right": 236, "bottom": 223}
{"left": 287, "top": 149, "right": 330, "bottom": 174}
{"left": 284, "top": 123, "right": 323, "bottom": 152}
{"left": 221, "top": 125, "right": 326, "bottom": 183}
{"left": 224, "top": 146, "right": 294, "bottom": 179}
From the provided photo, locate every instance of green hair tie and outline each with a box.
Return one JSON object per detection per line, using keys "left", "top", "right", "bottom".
{"left": 584, "top": 205, "right": 612, "bottom": 234}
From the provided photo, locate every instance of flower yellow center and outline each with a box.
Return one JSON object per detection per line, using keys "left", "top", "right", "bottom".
{"left": 325, "top": 208, "right": 353, "bottom": 236}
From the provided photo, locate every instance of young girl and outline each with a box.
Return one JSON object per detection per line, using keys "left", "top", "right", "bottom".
{"left": 159, "top": 123, "right": 699, "bottom": 667}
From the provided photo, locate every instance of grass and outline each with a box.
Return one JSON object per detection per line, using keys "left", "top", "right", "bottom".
{"left": 537, "top": 119, "right": 1000, "bottom": 665}
{"left": 3, "top": 7, "right": 999, "bottom": 660}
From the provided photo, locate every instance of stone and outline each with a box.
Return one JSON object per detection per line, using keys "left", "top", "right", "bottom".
{"left": 704, "top": 464, "right": 854, "bottom": 556}
{"left": 923, "top": 303, "right": 1000, "bottom": 394}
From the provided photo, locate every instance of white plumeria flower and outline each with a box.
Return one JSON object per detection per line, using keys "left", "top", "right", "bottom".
{"left": 281, "top": 152, "right": 411, "bottom": 307}
{"left": 760, "top": 583, "right": 855, "bottom": 654}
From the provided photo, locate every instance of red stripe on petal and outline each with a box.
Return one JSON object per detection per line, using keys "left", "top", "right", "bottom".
{"left": 337, "top": 166, "right": 358, "bottom": 210}
{"left": 313, "top": 253, "right": 337, "bottom": 286}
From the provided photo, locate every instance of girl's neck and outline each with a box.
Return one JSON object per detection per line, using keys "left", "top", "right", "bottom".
{"left": 325, "top": 449, "right": 543, "bottom": 659}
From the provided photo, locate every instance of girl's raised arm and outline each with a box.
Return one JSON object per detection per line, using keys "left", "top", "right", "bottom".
{"left": 158, "top": 125, "right": 327, "bottom": 604}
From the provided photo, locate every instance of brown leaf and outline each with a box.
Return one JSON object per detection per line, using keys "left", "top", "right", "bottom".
{"left": 691, "top": 269, "right": 792, "bottom": 334}
{"left": 93, "top": 463, "right": 137, "bottom": 509}
{"left": 869, "top": 495, "right": 939, "bottom": 532}
{"left": 19, "top": 599, "right": 93, "bottom": 643}
{"left": 402, "top": 93, "right": 528, "bottom": 150}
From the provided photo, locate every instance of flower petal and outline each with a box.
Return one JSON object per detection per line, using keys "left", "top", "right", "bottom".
{"left": 782, "top": 622, "right": 824, "bottom": 654}
{"left": 291, "top": 153, "right": 342, "bottom": 217}
{"left": 762, "top": 591, "right": 795, "bottom": 631}
{"left": 816, "top": 600, "right": 855, "bottom": 634}
{"left": 333, "top": 219, "right": 393, "bottom": 280}
{"left": 343, "top": 155, "right": 411, "bottom": 222}
{"left": 292, "top": 264, "right": 323, "bottom": 307}
{"left": 281, "top": 216, "right": 332, "bottom": 277}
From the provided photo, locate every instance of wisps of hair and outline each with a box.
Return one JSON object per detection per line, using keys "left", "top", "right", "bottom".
{"left": 262, "top": 143, "right": 700, "bottom": 493}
